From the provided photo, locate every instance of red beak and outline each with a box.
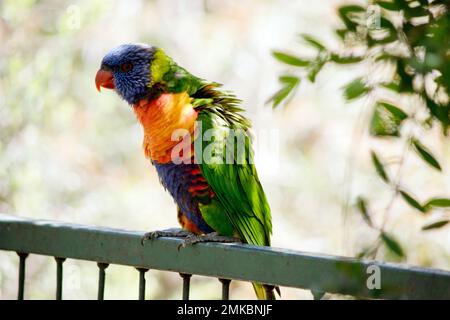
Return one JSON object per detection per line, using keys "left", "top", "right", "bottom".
{"left": 95, "top": 69, "right": 115, "bottom": 92}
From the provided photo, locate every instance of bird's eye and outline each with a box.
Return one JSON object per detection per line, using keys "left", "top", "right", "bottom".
{"left": 120, "top": 63, "right": 133, "bottom": 72}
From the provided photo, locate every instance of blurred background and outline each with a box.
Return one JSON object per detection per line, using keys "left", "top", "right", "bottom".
{"left": 0, "top": 0, "right": 449, "bottom": 299}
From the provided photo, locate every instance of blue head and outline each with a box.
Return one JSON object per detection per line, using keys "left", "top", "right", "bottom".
{"left": 96, "top": 43, "right": 155, "bottom": 104}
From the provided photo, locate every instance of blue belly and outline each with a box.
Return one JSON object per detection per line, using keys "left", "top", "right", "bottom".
{"left": 153, "top": 161, "right": 213, "bottom": 233}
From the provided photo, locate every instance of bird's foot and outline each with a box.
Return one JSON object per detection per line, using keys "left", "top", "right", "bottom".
{"left": 141, "top": 228, "right": 194, "bottom": 245}
{"left": 178, "top": 232, "right": 242, "bottom": 250}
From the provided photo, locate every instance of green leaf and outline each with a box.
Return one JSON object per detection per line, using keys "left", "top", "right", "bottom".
{"left": 272, "top": 51, "right": 310, "bottom": 67}
{"left": 367, "top": 17, "right": 397, "bottom": 45}
{"left": 356, "top": 196, "right": 373, "bottom": 227}
{"left": 380, "top": 102, "right": 408, "bottom": 121}
{"left": 376, "top": 53, "right": 398, "bottom": 62}
{"left": 279, "top": 75, "right": 299, "bottom": 84}
{"left": 335, "top": 28, "right": 348, "bottom": 40}
{"left": 396, "top": 60, "right": 414, "bottom": 92}
{"left": 338, "top": 5, "right": 365, "bottom": 14}
{"left": 371, "top": 151, "right": 390, "bottom": 183}
{"left": 376, "top": 1, "right": 401, "bottom": 11}
{"left": 404, "top": 4, "right": 428, "bottom": 19}
{"left": 370, "top": 108, "right": 392, "bottom": 136}
{"left": 269, "top": 87, "right": 292, "bottom": 108}
{"left": 381, "top": 81, "right": 400, "bottom": 92}
{"left": 369, "top": 32, "right": 397, "bottom": 46}
{"left": 411, "top": 138, "right": 442, "bottom": 171}
{"left": 307, "top": 59, "right": 326, "bottom": 83}
{"left": 425, "top": 98, "right": 450, "bottom": 133}
{"left": 370, "top": 102, "right": 407, "bottom": 137}
{"left": 381, "top": 232, "right": 405, "bottom": 257}
{"left": 424, "top": 198, "right": 450, "bottom": 209}
{"left": 379, "top": 17, "right": 396, "bottom": 32}
{"left": 343, "top": 78, "right": 369, "bottom": 101}
{"left": 300, "top": 34, "right": 326, "bottom": 51}
{"left": 399, "top": 190, "right": 426, "bottom": 213}
{"left": 268, "top": 75, "right": 300, "bottom": 108}
{"left": 338, "top": 5, "right": 365, "bottom": 30}
{"left": 330, "top": 53, "right": 363, "bottom": 64}
{"left": 422, "top": 220, "right": 449, "bottom": 231}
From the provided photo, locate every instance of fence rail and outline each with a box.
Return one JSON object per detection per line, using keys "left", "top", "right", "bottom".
{"left": 0, "top": 214, "right": 449, "bottom": 300}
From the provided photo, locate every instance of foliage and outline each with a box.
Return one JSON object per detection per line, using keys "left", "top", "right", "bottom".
{"left": 271, "top": 0, "right": 450, "bottom": 259}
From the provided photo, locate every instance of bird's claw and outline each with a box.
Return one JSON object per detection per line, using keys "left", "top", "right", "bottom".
{"left": 141, "top": 231, "right": 160, "bottom": 245}
{"left": 141, "top": 229, "right": 193, "bottom": 246}
{"left": 177, "top": 232, "right": 242, "bottom": 251}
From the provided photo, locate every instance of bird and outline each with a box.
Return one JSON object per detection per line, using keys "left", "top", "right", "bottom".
{"left": 95, "top": 43, "right": 275, "bottom": 299}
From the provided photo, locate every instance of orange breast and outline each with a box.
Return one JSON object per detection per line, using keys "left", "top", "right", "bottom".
{"left": 133, "top": 92, "right": 198, "bottom": 163}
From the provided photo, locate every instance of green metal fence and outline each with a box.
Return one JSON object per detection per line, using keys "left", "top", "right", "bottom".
{"left": 1, "top": 214, "right": 449, "bottom": 300}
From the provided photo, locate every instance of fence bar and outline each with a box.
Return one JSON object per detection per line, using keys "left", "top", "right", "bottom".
{"left": 17, "top": 252, "right": 28, "bottom": 300}
{"left": 311, "top": 289, "right": 325, "bottom": 300}
{"left": 264, "top": 285, "right": 276, "bottom": 300}
{"left": 180, "top": 273, "right": 192, "bottom": 300}
{"left": 219, "top": 279, "right": 231, "bottom": 300}
{"left": 2, "top": 215, "right": 450, "bottom": 300}
{"left": 97, "top": 262, "right": 109, "bottom": 300}
{"left": 137, "top": 268, "right": 148, "bottom": 300}
{"left": 55, "top": 257, "right": 66, "bottom": 300}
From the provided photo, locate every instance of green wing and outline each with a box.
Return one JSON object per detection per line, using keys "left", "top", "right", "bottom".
{"left": 193, "top": 85, "right": 272, "bottom": 246}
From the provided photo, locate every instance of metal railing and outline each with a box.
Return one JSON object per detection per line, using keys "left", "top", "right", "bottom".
{"left": 0, "top": 214, "right": 449, "bottom": 300}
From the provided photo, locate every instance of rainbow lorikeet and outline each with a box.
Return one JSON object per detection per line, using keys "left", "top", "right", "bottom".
{"left": 95, "top": 44, "right": 275, "bottom": 299}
